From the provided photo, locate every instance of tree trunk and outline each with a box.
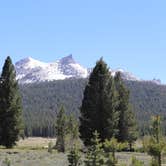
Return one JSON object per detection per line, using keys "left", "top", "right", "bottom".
{"left": 129, "top": 142, "right": 132, "bottom": 151}
{"left": 158, "top": 153, "right": 161, "bottom": 166}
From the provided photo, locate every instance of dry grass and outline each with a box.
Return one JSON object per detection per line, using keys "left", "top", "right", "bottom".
{"left": 0, "top": 149, "right": 67, "bottom": 166}
{"left": 17, "top": 137, "right": 56, "bottom": 149}
{"left": 0, "top": 137, "right": 67, "bottom": 166}
{"left": 0, "top": 137, "right": 160, "bottom": 166}
{"left": 116, "top": 152, "right": 151, "bottom": 166}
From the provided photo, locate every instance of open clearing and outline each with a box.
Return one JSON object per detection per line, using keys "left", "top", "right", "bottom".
{"left": 0, "top": 137, "right": 153, "bottom": 166}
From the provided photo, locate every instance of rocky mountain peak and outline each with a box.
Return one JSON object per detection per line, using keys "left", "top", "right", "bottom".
{"left": 59, "top": 54, "right": 75, "bottom": 65}
{"left": 15, "top": 55, "right": 88, "bottom": 84}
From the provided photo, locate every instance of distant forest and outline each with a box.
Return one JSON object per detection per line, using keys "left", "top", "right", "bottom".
{"left": 19, "top": 78, "right": 166, "bottom": 137}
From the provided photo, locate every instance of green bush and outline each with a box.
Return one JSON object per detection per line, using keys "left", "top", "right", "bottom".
{"left": 105, "top": 153, "right": 117, "bottom": 166}
{"left": 130, "top": 157, "right": 144, "bottom": 166}
{"left": 150, "top": 159, "right": 158, "bottom": 166}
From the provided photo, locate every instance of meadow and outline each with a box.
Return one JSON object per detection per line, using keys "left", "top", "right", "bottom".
{"left": 0, "top": 137, "right": 153, "bottom": 166}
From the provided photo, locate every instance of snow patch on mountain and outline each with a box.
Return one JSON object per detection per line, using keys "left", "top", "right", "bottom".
{"left": 15, "top": 55, "right": 88, "bottom": 84}
{"left": 15, "top": 55, "right": 160, "bottom": 84}
{"left": 109, "top": 69, "right": 140, "bottom": 81}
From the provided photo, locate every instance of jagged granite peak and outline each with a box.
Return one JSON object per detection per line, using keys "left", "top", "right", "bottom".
{"left": 59, "top": 54, "right": 75, "bottom": 65}
{"left": 15, "top": 55, "right": 88, "bottom": 84}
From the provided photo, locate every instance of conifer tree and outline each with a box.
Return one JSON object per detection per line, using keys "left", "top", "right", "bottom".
{"left": 127, "top": 110, "right": 138, "bottom": 151}
{"left": 68, "top": 114, "right": 79, "bottom": 147}
{"left": 114, "top": 72, "right": 137, "bottom": 150}
{"left": 144, "top": 116, "right": 166, "bottom": 166}
{"left": 103, "top": 76, "right": 119, "bottom": 139}
{"left": 79, "top": 58, "right": 118, "bottom": 145}
{"left": 84, "top": 131, "right": 105, "bottom": 166}
{"left": 68, "top": 144, "right": 82, "bottom": 166}
{"left": 0, "top": 56, "right": 23, "bottom": 148}
{"left": 55, "top": 106, "right": 68, "bottom": 152}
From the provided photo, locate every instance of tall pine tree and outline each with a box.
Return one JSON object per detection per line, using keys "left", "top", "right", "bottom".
{"left": 0, "top": 56, "right": 23, "bottom": 148}
{"left": 114, "top": 72, "right": 137, "bottom": 150}
{"left": 144, "top": 116, "right": 166, "bottom": 166}
{"left": 55, "top": 106, "right": 68, "bottom": 152}
{"left": 79, "top": 58, "right": 118, "bottom": 146}
{"left": 103, "top": 76, "right": 119, "bottom": 139}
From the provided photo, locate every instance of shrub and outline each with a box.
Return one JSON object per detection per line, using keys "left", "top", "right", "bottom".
{"left": 3, "top": 157, "right": 11, "bottom": 166}
{"left": 48, "top": 141, "right": 54, "bottom": 153}
{"left": 68, "top": 145, "right": 82, "bottom": 166}
{"left": 130, "top": 157, "right": 144, "bottom": 166}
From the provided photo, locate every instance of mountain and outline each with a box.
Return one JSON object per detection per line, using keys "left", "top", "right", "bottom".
{"left": 110, "top": 68, "right": 141, "bottom": 81}
{"left": 15, "top": 55, "right": 88, "bottom": 84}
{"left": 15, "top": 55, "right": 144, "bottom": 84}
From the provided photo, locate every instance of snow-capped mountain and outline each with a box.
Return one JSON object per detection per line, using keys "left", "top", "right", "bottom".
{"left": 15, "top": 55, "right": 154, "bottom": 84}
{"left": 110, "top": 69, "right": 141, "bottom": 81}
{"left": 15, "top": 55, "right": 88, "bottom": 84}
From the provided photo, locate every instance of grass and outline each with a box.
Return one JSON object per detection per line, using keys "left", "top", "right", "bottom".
{"left": 0, "top": 137, "right": 68, "bottom": 166}
{"left": 116, "top": 152, "right": 151, "bottom": 166}
{"left": 0, "top": 137, "right": 154, "bottom": 166}
{"left": 16, "top": 137, "right": 56, "bottom": 149}
{"left": 0, "top": 149, "right": 68, "bottom": 166}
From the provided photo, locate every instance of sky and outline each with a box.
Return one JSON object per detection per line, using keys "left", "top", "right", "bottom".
{"left": 0, "top": 0, "right": 166, "bottom": 83}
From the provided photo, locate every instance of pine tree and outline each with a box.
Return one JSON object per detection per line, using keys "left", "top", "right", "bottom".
{"left": 127, "top": 110, "right": 138, "bottom": 151}
{"left": 68, "top": 144, "right": 82, "bottom": 166}
{"left": 114, "top": 72, "right": 137, "bottom": 150}
{"left": 103, "top": 76, "right": 119, "bottom": 139}
{"left": 0, "top": 56, "right": 23, "bottom": 148}
{"left": 67, "top": 114, "right": 80, "bottom": 148}
{"left": 79, "top": 58, "right": 118, "bottom": 145}
{"left": 55, "top": 106, "right": 68, "bottom": 152}
{"left": 84, "top": 131, "right": 105, "bottom": 166}
{"left": 144, "top": 116, "right": 166, "bottom": 166}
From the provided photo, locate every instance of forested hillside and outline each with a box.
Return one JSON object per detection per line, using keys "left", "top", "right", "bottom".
{"left": 125, "top": 81, "right": 166, "bottom": 135}
{"left": 20, "top": 79, "right": 87, "bottom": 137}
{"left": 20, "top": 79, "right": 166, "bottom": 137}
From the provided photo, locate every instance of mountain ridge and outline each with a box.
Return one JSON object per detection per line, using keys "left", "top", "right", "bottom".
{"left": 15, "top": 55, "right": 161, "bottom": 84}
{"left": 15, "top": 55, "right": 88, "bottom": 84}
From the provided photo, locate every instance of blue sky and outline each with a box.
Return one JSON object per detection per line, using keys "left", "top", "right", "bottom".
{"left": 0, "top": 0, "right": 166, "bottom": 83}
